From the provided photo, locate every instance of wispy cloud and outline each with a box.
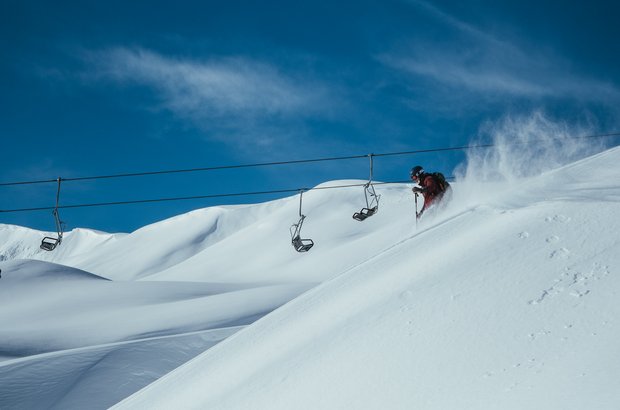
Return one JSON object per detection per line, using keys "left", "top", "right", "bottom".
{"left": 380, "top": 0, "right": 620, "bottom": 104}
{"left": 83, "top": 48, "right": 335, "bottom": 147}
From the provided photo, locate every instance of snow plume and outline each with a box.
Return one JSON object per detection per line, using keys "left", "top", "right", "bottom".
{"left": 451, "top": 112, "right": 602, "bottom": 208}
{"left": 461, "top": 112, "right": 602, "bottom": 181}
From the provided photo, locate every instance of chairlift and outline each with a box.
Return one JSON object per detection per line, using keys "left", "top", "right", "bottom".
{"left": 40, "top": 177, "right": 65, "bottom": 251}
{"left": 353, "top": 154, "right": 380, "bottom": 221}
{"left": 290, "top": 190, "right": 314, "bottom": 252}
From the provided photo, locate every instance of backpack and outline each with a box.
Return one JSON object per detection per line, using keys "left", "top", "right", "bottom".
{"left": 430, "top": 172, "right": 450, "bottom": 192}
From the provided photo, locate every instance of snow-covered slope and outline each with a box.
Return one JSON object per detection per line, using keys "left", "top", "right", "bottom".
{"left": 1, "top": 146, "right": 619, "bottom": 409}
{"left": 114, "top": 147, "right": 620, "bottom": 410}
{"left": 0, "top": 259, "right": 309, "bottom": 358}
{"left": 0, "top": 258, "right": 310, "bottom": 408}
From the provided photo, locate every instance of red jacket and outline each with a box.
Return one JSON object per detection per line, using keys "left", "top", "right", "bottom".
{"left": 418, "top": 174, "right": 444, "bottom": 212}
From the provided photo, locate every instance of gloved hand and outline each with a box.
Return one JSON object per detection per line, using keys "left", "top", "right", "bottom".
{"left": 412, "top": 186, "right": 423, "bottom": 193}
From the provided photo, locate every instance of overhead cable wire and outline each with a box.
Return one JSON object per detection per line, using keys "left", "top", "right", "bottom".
{"left": 0, "top": 155, "right": 365, "bottom": 187}
{"left": 0, "top": 180, "right": 417, "bottom": 214}
{"left": 1, "top": 132, "right": 619, "bottom": 187}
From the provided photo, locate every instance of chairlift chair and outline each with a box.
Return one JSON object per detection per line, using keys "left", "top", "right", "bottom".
{"left": 40, "top": 238, "right": 60, "bottom": 251}
{"left": 352, "top": 182, "right": 379, "bottom": 221}
{"left": 291, "top": 215, "right": 314, "bottom": 252}
{"left": 40, "top": 236, "right": 60, "bottom": 251}
{"left": 353, "top": 154, "right": 380, "bottom": 221}
{"left": 40, "top": 178, "right": 64, "bottom": 251}
{"left": 290, "top": 190, "right": 314, "bottom": 252}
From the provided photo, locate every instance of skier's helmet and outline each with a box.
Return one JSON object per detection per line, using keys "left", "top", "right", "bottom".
{"left": 410, "top": 165, "right": 424, "bottom": 180}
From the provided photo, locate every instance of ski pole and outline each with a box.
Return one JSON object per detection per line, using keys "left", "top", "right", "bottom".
{"left": 414, "top": 193, "right": 419, "bottom": 228}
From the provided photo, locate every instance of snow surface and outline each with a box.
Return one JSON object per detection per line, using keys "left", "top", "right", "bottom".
{"left": 1, "top": 146, "right": 620, "bottom": 409}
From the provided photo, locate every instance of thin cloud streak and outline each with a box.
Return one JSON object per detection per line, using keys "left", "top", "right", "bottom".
{"left": 86, "top": 47, "right": 332, "bottom": 120}
{"left": 384, "top": 55, "right": 548, "bottom": 97}
{"left": 382, "top": 0, "right": 620, "bottom": 104}
{"left": 82, "top": 47, "right": 338, "bottom": 150}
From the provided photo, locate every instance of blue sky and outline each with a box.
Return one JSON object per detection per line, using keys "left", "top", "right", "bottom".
{"left": 1, "top": 0, "right": 619, "bottom": 233}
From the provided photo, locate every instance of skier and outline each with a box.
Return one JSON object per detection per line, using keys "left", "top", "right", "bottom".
{"left": 410, "top": 165, "right": 451, "bottom": 219}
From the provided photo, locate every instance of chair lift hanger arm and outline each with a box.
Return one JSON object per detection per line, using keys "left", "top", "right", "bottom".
{"left": 40, "top": 177, "right": 65, "bottom": 251}
{"left": 353, "top": 154, "right": 380, "bottom": 221}
{"left": 290, "top": 189, "right": 314, "bottom": 252}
